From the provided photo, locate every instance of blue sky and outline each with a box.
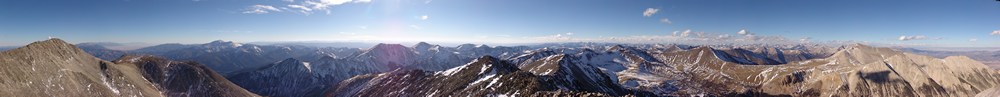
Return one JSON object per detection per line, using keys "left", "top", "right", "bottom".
{"left": 1, "top": 0, "right": 999, "bottom": 47}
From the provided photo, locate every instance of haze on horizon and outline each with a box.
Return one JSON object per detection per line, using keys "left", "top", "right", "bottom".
{"left": 2, "top": 0, "right": 1000, "bottom": 47}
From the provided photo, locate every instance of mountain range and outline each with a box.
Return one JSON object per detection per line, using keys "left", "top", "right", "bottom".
{"left": 0, "top": 39, "right": 257, "bottom": 96}
{"left": 3, "top": 38, "right": 999, "bottom": 96}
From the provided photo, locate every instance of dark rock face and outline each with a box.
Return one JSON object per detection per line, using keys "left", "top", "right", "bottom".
{"left": 114, "top": 55, "right": 260, "bottom": 97}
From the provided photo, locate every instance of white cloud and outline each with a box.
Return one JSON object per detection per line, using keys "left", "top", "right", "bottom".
{"left": 737, "top": 29, "right": 749, "bottom": 35}
{"left": 288, "top": 5, "right": 312, "bottom": 11}
{"left": 272, "top": 0, "right": 369, "bottom": 15}
{"left": 992, "top": 30, "right": 1000, "bottom": 36}
{"left": 970, "top": 38, "right": 978, "bottom": 42}
{"left": 420, "top": 15, "right": 429, "bottom": 20}
{"left": 359, "top": 26, "right": 367, "bottom": 29}
{"left": 305, "top": 0, "right": 352, "bottom": 10}
{"left": 643, "top": 8, "right": 658, "bottom": 17}
{"left": 676, "top": 29, "right": 692, "bottom": 37}
{"left": 660, "top": 18, "right": 671, "bottom": 24}
{"left": 898, "top": 35, "right": 927, "bottom": 41}
{"left": 243, "top": 5, "right": 281, "bottom": 14}
{"left": 565, "top": 32, "right": 574, "bottom": 35}
{"left": 287, "top": 5, "right": 313, "bottom": 14}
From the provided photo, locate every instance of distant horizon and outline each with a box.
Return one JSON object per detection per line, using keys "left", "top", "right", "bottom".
{"left": 4, "top": 38, "right": 999, "bottom": 53}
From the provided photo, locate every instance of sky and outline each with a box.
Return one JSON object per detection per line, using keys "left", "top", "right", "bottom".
{"left": 1, "top": 0, "right": 1000, "bottom": 47}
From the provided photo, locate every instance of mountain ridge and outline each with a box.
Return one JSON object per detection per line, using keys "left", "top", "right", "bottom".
{"left": 0, "top": 39, "right": 259, "bottom": 96}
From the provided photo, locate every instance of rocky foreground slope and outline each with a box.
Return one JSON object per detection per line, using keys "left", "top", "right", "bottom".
{"left": 0, "top": 39, "right": 258, "bottom": 96}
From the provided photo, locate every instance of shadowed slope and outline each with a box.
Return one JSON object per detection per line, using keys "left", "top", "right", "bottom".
{"left": 114, "top": 55, "right": 260, "bottom": 97}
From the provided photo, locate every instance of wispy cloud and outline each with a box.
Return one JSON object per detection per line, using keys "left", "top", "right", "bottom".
{"left": 737, "top": 29, "right": 750, "bottom": 35}
{"left": 304, "top": 0, "right": 367, "bottom": 10}
{"left": 969, "top": 38, "right": 978, "bottom": 42}
{"left": 992, "top": 30, "right": 1000, "bottom": 36}
{"left": 673, "top": 29, "right": 691, "bottom": 37}
{"left": 420, "top": 15, "right": 429, "bottom": 20}
{"left": 246, "top": 0, "right": 369, "bottom": 15}
{"left": 898, "top": 35, "right": 927, "bottom": 41}
{"left": 659, "top": 18, "right": 671, "bottom": 24}
{"left": 243, "top": 5, "right": 281, "bottom": 14}
{"left": 643, "top": 8, "right": 658, "bottom": 17}
{"left": 287, "top": 4, "right": 313, "bottom": 14}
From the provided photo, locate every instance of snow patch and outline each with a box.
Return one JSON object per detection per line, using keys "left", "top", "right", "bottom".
{"left": 302, "top": 62, "right": 312, "bottom": 72}
{"left": 437, "top": 58, "right": 480, "bottom": 76}
{"left": 486, "top": 75, "right": 502, "bottom": 87}
{"left": 479, "top": 63, "right": 491, "bottom": 74}
{"left": 540, "top": 69, "right": 554, "bottom": 75}
{"left": 99, "top": 74, "right": 120, "bottom": 94}
{"left": 469, "top": 73, "right": 496, "bottom": 85}
{"left": 470, "top": 67, "right": 500, "bottom": 86}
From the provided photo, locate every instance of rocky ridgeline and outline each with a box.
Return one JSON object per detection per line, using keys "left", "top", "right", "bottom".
{"left": 0, "top": 39, "right": 258, "bottom": 97}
